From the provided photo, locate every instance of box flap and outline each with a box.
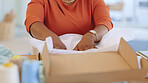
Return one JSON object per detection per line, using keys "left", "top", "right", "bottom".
{"left": 141, "top": 58, "right": 148, "bottom": 68}
{"left": 118, "top": 38, "right": 138, "bottom": 69}
{"left": 41, "top": 43, "right": 51, "bottom": 79}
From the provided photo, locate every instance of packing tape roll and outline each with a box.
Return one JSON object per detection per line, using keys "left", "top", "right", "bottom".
{"left": 0, "top": 63, "right": 20, "bottom": 83}
{"left": 21, "top": 60, "right": 39, "bottom": 83}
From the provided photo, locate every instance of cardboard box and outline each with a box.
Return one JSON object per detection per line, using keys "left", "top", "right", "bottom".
{"left": 41, "top": 38, "right": 148, "bottom": 83}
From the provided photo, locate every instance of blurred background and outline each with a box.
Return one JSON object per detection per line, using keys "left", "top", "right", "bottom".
{"left": 0, "top": 0, "right": 148, "bottom": 55}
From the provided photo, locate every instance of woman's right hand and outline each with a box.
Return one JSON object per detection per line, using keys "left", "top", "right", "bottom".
{"left": 52, "top": 36, "right": 67, "bottom": 50}
{"left": 30, "top": 22, "right": 66, "bottom": 50}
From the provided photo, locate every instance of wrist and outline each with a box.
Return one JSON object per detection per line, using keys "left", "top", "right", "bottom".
{"left": 88, "top": 30, "right": 97, "bottom": 42}
{"left": 84, "top": 32, "right": 96, "bottom": 42}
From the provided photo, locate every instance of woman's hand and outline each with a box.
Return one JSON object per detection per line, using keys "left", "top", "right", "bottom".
{"left": 73, "top": 25, "right": 109, "bottom": 51}
{"left": 73, "top": 33, "right": 96, "bottom": 51}
{"left": 30, "top": 22, "right": 67, "bottom": 50}
{"left": 52, "top": 36, "right": 67, "bottom": 50}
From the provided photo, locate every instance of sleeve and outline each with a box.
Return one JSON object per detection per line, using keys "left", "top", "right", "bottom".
{"left": 92, "top": 0, "right": 113, "bottom": 31}
{"left": 25, "top": 0, "right": 45, "bottom": 33}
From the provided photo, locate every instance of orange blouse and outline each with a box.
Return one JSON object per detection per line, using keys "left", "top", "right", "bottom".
{"left": 25, "top": 0, "right": 113, "bottom": 36}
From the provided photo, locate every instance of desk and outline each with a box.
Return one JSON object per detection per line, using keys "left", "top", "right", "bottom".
{"left": 21, "top": 54, "right": 148, "bottom": 83}
{"left": 128, "top": 40, "right": 148, "bottom": 52}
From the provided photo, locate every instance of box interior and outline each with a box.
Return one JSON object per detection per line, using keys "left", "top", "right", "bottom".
{"left": 41, "top": 38, "right": 148, "bottom": 83}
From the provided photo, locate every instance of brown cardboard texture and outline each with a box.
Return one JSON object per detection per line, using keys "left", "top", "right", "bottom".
{"left": 41, "top": 38, "right": 148, "bottom": 83}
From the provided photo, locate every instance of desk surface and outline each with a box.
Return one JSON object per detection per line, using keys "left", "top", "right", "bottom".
{"left": 128, "top": 40, "right": 148, "bottom": 52}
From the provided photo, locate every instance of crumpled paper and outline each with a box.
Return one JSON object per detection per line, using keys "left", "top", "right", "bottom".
{"left": 30, "top": 28, "right": 135, "bottom": 55}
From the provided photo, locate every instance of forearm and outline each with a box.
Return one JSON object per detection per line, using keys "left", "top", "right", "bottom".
{"left": 85, "top": 25, "right": 108, "bottom": 43}
{"left": 74, "top": 25, "right": 108, "bottom": 51}
{"left": 93, "top": 25, "right": 109, "bottom": 42}
{"left": 30, "top": 22, "right": 58, "bottom": 40}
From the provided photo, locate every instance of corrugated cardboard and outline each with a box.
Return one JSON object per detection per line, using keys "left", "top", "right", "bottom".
{"left": 41, "top": 38, "right": 148, "bottom": 83}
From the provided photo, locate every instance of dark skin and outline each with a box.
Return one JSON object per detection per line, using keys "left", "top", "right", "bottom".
{"left": 30, "top": 22, "right": 66, "bottom": 49}
{"left": 30, "top": 22, "right": 108, "bottom": 51}
{"left": 74, "top": 25, "right": 108, "bottom": 51}
{"left": 30, "top": 0, "right": 109, "bottom": 51}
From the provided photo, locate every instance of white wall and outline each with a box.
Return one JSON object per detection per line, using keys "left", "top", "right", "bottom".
{"left": 0, "top": 0, "right": 30, "bottom": 26}
{"left": 15, "top": 0, "right": 30, "bottom": 26}
{"left": 123, "top": 0, "right": 134, "bottom": 22}
{"left": 105, "top": 0, "right": 148, "bottom": 27}
{"left": 0, "top": 0, "right": 3, "bottom": 21}
{"left": 0, "top": 0, "right": 15, "bottom": 21}
{"left": 135, "top": 0, "right": 148, "bottom": 25}
{"left": 104, "top": 0, "right": 122, "bottom": 5}
{"left": 0, "top": 0, "right": 148, "bottom": 27}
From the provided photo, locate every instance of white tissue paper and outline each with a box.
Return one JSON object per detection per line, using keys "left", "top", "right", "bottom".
{"left": 137, "top": 56, "right": 142, "bottom": 69}
{"left": 30, "top": 28, "right": 135, "bottom": 55}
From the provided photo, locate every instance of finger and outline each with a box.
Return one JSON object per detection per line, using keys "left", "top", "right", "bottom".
{"left": 93, "top": 44, "right": 97, "bottom": 49}
{"left": 83, "top": 46, "right": 89, "bottom": 51}
{"left": 53, "top": 45, "right": 58, "bottom": 49}
{"left": 53, "top": 44, "right": 58, "bottom": 49}
{"left": 79, "top": 48, "right": 84, "bottom": 51}
{"left": 58, "top": 46, "right": 67, "bottom": 50}
{"left": 79, "top": 46, "right": 85, "bottom": 51}
{"left": 84, "top": 45, "right": 93, "bottom": 50}
{"left": 94, "top": 46, "right": 97, "bottom": 49}
{"left": 53, "top": 45, "right": 55, "bottom": 49}
{"left": 54, "top": 45, "right": 62, "bottom": 49}
{"left": 54, "top": 46, "right": 60, "bottom": 49}
{"left": 59, "top": 45, "right": 67, "bottom": 49}
{"left": 84, "top": 45, "right": 95, "bottom": 51}
{"left": 62, "top": 46, "right": 67, "bottom": 50}
{"left": 74, "top": 46, "right": 79, "bottom": 51}
{"left": 63, "top": 46, "right": 67, "bottom": 50}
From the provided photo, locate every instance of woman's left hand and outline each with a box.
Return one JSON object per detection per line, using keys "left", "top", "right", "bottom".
{"left": 73, "top": 33, "right": 96, "bottom": 51}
